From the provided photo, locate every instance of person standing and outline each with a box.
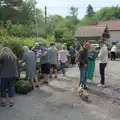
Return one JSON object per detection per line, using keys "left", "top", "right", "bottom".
{"left": 88, "top": 45, "right": 97, "bottom": 82}
{"left": 37, "top": 43, "right": 50, "bottom": 85}
{"left": 78, "top": 42, "right": 91, "bottom": 89}
{"left": 22, "top": 46, "right": 39, "bottom": 88}
{"left": 98, "top": 40, "right": 108, "bottom": 87}
{"left": 0, "top": 47, "right": 18, "bottom": 107}
{"left": 111, "top": 44, "right": 117, "bottom": 60}
{"left": 59, "top": 45, "right": 69, "bottom": 76}
{"left": 69, "top": 46, "right": 77, "bottom": 65}
{"left": 48, "top": 43, "right": 58, "bottom": 78}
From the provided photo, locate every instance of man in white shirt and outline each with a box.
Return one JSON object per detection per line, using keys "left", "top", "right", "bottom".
{"left": 98, "top": 39, "right": 108, "bottom": 87}
{"left": 111, "top": 44, "right": 117, "bottom": 60}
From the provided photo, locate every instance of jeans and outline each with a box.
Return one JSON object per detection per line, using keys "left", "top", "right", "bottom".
{"left": 80, "top": 66, "right": 88, "bottom": 88}
{"left": 111, "top": 52, "right": 116, "bottom": 60}
{"left": 99, "top": 63, "right": 107, "bottom": 84}
{"left": 1, "top": 77, "right": 15, "bottom": 98}
{"left": 60, "top": 61, "right": 65, "bottom": 75}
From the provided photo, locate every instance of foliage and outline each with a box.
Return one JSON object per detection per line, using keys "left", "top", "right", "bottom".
{"left": 0, "top": 32, "right": 54, "bottom": 58}
{"left": 69, "top": 6, "right": 78, "bottom": 17}
{"left": 15, "top": 79, "right": 33, "bottom": 94}
{"left": 1, "top": 1, "right": 120, "bottom": 52}
{"left": 7, "top": 21, "right": 35, "bottom": 37}
{"left": 0, "top": 7, "right": 20, "bottom": 24}
{"left": 85, "top": 4, "right": 95, "bottom": 17}
{"left": 0, "top": 36, "right": 24, "bottom": 59}
{"left": 81, "top": 6, "right": 120, "bottom": 26}
{"left": 19, "top": 0, "right": 36, "bottom": 24}
{"left": 95, "top": 6, "right": 120, "bottom": 21}
{"left": 55, "top": 43, "right": 63, "bottom": 50}
{"left": 80, "top": 16, "right": 98, "bottom": 26}
{"left": 0, "top": 0, "right": 23, "bottom": 7}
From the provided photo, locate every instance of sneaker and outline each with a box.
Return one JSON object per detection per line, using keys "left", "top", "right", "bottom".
{"left": 87, "top": 80, "right": 92, "bottom": 84}
{"left": 63, "top": 74, "right": 66, "bottom": 77}
{"left": 83, "top": 87, "right": 88, "bottom": 90}
{"left": 1, "top": 102, "right": 6, "bottom": 107}
{"left": 35, "top": 85, "right": 39, "bottom": 88}
{"left": 9, "top": 102, "right": 14, "bottom": 107}
{"left": 43, "top": 81, "right": 49, "bottom": 85}
{"left": 97, "top": 84, "right": 106, "bottom": 87}
{"left": 77, "top": 86, "right": 82, "bottom": 92}
{"left": 49, "top": 76, "right": 52, "bottom": 79}
{"left": 55, "top": 76, "right": 57, "bottom": 78}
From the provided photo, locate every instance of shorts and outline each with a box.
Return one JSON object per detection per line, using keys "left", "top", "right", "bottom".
{"left": 41, "top": 63, "right": 50, "bottom": 74}
{"left": 49, "top": 64, "right": 57, "bottom": 69}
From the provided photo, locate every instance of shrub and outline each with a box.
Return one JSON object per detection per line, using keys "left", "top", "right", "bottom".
{"left": 15, "top": 79, "right": 33, "bottom": 94}
{"left": 0, "top": 35, "right": 54, "bottom": 58}
{"left": 55, "top": 43, "right": 63, "bottom": 50}
{"left": 0, "top": 36, "right": 24, "bottom": 59}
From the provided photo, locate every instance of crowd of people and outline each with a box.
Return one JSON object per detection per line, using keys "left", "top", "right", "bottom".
{"left": 0, "top": 39, "right": 110, "bottom": 107}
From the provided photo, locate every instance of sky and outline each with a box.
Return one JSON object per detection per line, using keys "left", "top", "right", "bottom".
{"left": 36, "top": 0, "right": 120, "bottom": 19}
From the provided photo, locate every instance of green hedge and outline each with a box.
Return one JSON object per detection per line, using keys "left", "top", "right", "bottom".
{"left": 0, "top": 35, "right": 54, "bottom": 58}
{"left": 15, "top": 79, "right": 33, "bottom": 94}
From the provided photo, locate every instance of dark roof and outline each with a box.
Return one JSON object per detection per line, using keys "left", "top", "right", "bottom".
{"left": 98, "top": 20, "right": 120, "bottom": 31}
{"left": 75, "top": 25, "right": 108, "bottom": 39}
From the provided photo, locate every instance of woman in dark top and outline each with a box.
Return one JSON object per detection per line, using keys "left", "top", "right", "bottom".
{"left": 0, "top": 47, "right": 18, "bottom": 107}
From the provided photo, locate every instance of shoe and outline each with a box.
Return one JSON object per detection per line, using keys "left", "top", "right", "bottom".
{"left": 9, "top": 102, "right": 14, "bottom": 107}
{"left": 1, "top": 102, "right": 6, "bottom": 107}
{"left": 83, "top": 87, "right": 88, "bottom": 90}
{"left": 77, "top": 86, "right": 82, "bottom": 92}
{"left": 43, "top": 81, "right": 49, "bottom": 85}
{"left": 49, "top": 76, "right": 52, "bottom": 79}
{"left": 63, "top": 74, "right": 66, "bottom": 77}
{"left": 87, "top": 80, "right": 92, "bottom": 84}
{"left": 35, "top": 85, "right": 39, "bottom": 88}
{"left": 55, "top": 76, "right": 57, "bottom": 78}
{"left": 97, "top": 84, "right": 106, "bottom": 87}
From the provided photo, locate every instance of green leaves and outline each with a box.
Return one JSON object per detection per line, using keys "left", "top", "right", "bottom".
{"left": 15, "top": 79, "right": 33, "bottom": 94}
{"left": 86, "top": 4, "right": 95, "bottom": 18}
{"left": 95, "top": 6, "right": 120, "bottom": 21}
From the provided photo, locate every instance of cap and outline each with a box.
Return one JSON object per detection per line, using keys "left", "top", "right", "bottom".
{"left": 36, "top": 42, "right": 43, "bottom": 47}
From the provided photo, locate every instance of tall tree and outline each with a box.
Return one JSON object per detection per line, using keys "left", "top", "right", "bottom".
{"left": 95, "top": 6, "right": 120, "bottom": 21}
{"left": 69, "top": 6, "right": 78, "bottom": 17}
{"left": 66, "top": 6, "right": 79, "bottom": 25}
{"left": 0, "top": 0, "right": 23, "bottom": 24}
{"left": 20, "top": 0, "right": 36, "bottom": 24}
{"left": 86, "top": 4, "right": 95, "bottom": 17}
{"left": 0, "top": 0, "right": 23, "bottom": 7}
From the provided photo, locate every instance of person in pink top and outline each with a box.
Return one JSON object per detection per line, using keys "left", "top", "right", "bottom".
{"left": 59, "top": 45, "right": 69, "bottom": 76}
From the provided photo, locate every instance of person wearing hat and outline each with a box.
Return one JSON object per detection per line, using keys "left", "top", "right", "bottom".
{"left": 31, "top": 42, "right": 41, "bottom": 55}
{"left": 37, "top": 43, "right": 50, "bottom": 85}
{"left": 78, "top": 42, "right": 91, "bottom": 90}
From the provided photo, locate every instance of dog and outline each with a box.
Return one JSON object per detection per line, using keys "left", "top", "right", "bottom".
{"left": 78, "top": 87, "right": 89, "bottom": 101}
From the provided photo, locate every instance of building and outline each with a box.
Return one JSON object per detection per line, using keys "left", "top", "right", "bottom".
{"left": 75, "top": 25, "right": 110, "bottom": 45}
{"left": 98, "top": 20, "right": 120, "bottom": 44}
